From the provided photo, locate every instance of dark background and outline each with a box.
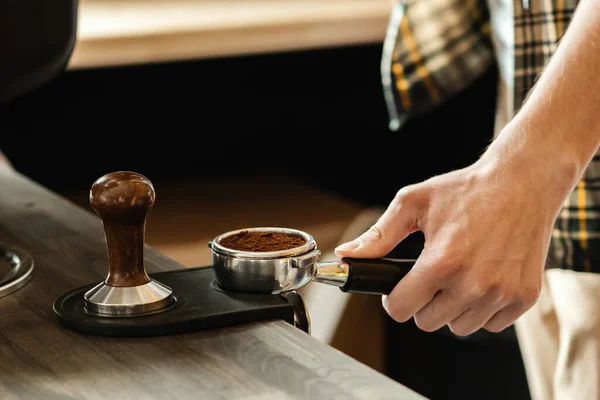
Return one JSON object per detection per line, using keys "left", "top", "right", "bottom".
{"left": 2, "top": 43, "right": 495, "bottom": 203}
{"left": 0, "top": 43, "right": 529, "bottom": 399}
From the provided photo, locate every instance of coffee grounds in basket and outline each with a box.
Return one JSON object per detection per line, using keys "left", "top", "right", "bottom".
{"left": 220, "top": 230, "right": 306, "bottom": 252}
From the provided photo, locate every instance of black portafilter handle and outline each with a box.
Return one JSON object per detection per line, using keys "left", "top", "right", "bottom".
{"left": 314, "top": 257, "right": 416, "bottom": 295}
{"left": 342, "top": 257, "right": 416, "bottom": 295}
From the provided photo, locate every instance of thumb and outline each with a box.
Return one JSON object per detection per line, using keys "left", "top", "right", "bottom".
{"left": 334, "top": 186, "right": 426, "bottom": 258}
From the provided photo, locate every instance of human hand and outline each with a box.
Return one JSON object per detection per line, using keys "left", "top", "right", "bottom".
{"left": 334, "top": 154, "right": 562, "bottom": 336}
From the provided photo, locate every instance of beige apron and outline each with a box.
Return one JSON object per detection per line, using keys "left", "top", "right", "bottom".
{"left": 515, "top": 269, "right": 600, "bottom": 400}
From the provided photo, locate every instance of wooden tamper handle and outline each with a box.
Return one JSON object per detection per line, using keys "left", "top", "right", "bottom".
{"left": 85, "top": 171, "right": 173, "bottom": 316}
{"left": 90, "top": 171, "right": 154, "bottom": 287}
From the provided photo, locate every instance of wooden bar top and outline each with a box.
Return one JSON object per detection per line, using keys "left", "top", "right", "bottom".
{"left": 0, "top": 168, "right": 425, "bottom": 399}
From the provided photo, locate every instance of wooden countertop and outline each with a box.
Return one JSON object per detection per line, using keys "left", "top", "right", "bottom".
{"left": 0, "top": 168, "right": 424, "bottom": 399}
{"left": 68, "top": 0, "right": 392, "bottom": 69}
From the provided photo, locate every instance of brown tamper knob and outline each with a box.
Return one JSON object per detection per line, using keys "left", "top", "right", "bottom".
{"left": 84, "top": 171, "right": 174, "bottom": 316}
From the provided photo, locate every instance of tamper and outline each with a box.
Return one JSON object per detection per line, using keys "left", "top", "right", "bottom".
{"left": 84, "top": 171, "right": 174, "bottom": 316}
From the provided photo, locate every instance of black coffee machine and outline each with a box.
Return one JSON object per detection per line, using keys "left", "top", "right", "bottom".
{"left": 0, "top": 0, "right": 78, "bottom": 103}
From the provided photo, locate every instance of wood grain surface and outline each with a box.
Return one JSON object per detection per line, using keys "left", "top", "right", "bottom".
{"left": 0, "top": 169, "right": 425, "bottom": 400}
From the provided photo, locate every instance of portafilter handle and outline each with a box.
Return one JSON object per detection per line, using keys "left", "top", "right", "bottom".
{"left": 84, "top": 171, "right": 174, "bottom": 316}
{"left": 313, "top": 257, "right": 416, "bottom": 295}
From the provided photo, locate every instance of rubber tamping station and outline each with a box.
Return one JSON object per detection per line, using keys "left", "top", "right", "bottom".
{"left": 83, "top": 171, "right": 175, "bottom": 316}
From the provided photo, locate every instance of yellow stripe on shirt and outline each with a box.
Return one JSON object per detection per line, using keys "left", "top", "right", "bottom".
{"left": 577, "top": 179, "right": 592, "bottom": 272}
{"left": 557, "top": 0, "right": 565, "bottom": 36}
{"left": 392, "top": 62, "right": 412, "bottom": 110}
{"left": 398, "top": 17, "right": 441, "bottom": 102}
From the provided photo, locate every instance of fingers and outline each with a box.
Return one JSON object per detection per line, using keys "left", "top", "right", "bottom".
{"left": 335, "top": 183, "right": 436, "bottom": 324}
{"left": 335, "top": 186, "right": 426, "bottom": 259}
{"left": 482, "top": 303, "right": 529, "bottom": 333}
{"left": 483, "top": 278, "right": 541, "bottom": 333}
{"left": 385, "top": 281, "right": 528, "bottom": 336}
{"left": 441, "top": 287, "right": 532, "bottom": 336}
{"left": 448, "top": 307, "right": 502, "bottom": 337}
{"left": 413, "top": 289, "right": 468, "bottom": 332}
{"left": 391, "top": 267, "right": 520, "bottom": 336}
{"left": 382, "top": 252, "right": 443, "bottom": 323}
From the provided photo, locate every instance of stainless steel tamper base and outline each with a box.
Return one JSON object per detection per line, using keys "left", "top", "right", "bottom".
{"left": 84, "top": 280, "right": 174, "bottom": 316}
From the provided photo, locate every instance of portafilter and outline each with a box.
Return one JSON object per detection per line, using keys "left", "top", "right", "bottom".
{"left": 208, "top": 227, "right": 416, "bottom": 295}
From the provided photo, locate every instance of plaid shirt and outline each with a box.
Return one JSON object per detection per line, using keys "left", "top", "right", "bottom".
{"left": 382, "top": 0, "right": 600, "bottom": 273}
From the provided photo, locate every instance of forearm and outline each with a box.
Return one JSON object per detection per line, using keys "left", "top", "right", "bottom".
{"left": 484, "top": 0, "right": 600, "bottom": 205}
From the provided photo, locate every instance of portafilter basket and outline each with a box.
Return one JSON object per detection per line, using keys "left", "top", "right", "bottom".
{"left": 208, "top": 227, "right": 416, "bottom": 296}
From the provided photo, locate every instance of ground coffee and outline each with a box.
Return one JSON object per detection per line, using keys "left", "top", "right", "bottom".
{"left": 220, "top": 230, "right": 306, "bottom": 252}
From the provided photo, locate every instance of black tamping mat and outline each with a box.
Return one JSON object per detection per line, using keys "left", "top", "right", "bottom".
{"left": 53, "top": 266, "right": 295, "bottom": 337}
